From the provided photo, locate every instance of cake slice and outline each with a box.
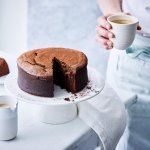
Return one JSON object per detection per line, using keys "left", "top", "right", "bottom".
{"left": 0, "top": 57, "right": 9, "bottom": 77}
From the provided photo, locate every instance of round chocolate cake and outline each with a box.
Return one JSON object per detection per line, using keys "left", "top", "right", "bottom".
{"left": 17, "top": 47, "right": 88, "bottom": 97}
{"left": 0, "top": 57, "right": 9, "bottom": 77}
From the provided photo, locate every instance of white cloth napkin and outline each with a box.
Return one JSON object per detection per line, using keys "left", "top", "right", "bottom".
{"left": 78, "top": 83, "right": 127, "bottom": 150}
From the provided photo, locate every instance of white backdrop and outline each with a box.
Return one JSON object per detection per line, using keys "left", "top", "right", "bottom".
{"left": 0, "top": 0, "right": 109, "bottom": 77}
{"left": 0, "top": 0, "right": 27, "bottom": 55}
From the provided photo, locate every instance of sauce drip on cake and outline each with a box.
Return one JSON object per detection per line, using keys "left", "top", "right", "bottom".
{"left": 17, "top": 48, "right": 88, "bottom": 97}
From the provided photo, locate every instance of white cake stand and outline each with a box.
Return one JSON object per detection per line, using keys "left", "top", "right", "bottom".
{"left": 4, "top": 67, "right": 105, "bottom": 124}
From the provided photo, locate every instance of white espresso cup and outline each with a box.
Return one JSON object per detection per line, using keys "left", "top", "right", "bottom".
{"left": 107, "top": 14, "right": 139, "bottom": 50}
{"left": 0, "top": 95, "right": 18, "bottom": 140}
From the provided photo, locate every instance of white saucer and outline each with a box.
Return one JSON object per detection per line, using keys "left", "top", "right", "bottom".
{"left": 4, "top": 67, "right": 105, "bottom": 106}
{"left": 0, "top": 75, "right": 7, "bottom": 85}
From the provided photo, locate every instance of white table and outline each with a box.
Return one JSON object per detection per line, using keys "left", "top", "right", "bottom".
{"left": 0, "top": 84, "right": 100, "bottom": 150}
{"left": 0, "top": 51, "right": 100, "bottom": 150}
{"left": 0, "top": 85, "right": 136, "bottom": 150}
{"left": 0, "top": 51, "right": 136, "bottom": 150}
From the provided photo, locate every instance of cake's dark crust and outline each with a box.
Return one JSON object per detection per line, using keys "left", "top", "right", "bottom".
{"left": 18, "top": 66, "right": 54, "bottom": 97}
{"left": 17, "top": 48, "right": 88, "bottom": 97}
{"left": 75, "top": 67, "right": 88, "bottom": 92}
{"left": 0, "top": 58, "right": 9, "bottom": 77}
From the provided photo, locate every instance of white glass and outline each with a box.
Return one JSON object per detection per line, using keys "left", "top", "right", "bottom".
{"left": 0, "top": 95, "right": 18, "bottom": 140}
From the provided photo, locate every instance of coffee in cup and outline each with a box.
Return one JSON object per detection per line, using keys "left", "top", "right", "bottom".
{"left": 111, "top": 19, "right": 134, "bottom": 24}
{"left": 0, "top": 104, "right": 15, "bottom": 108}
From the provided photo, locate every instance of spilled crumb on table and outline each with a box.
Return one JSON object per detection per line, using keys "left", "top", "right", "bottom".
{"left": 64, "top": 97, "right": 70, "bottom": 101}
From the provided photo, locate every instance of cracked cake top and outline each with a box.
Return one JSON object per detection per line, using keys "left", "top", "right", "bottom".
{"left": 17, "top": 47, "right": 88, "bottom": 78}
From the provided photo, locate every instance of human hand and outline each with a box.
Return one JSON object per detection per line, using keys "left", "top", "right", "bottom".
{"left": 96, "top": 14, "right": 114, "bottom": 50}
{"left": 96, "top": 14, "right": 141, "bottom": 50}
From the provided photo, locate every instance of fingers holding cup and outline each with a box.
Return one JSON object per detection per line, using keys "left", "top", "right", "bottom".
{"left": 96, "top": 35, "right": 113, "bottom": 49}
{"left": 97, "top": 15, "right": 112, "bottom": 30}
{"left": 96, "top": 15, "right": 114, "bottom": 49}
{"left": 96, "top": 26, "right": 114, "bottom": 39}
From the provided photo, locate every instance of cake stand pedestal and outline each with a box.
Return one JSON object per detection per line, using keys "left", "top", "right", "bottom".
{"left": 35, "top": 103, "right": 77, "bottom": 124}
{"left": 4, "top": 67, "right": 105, "bottom": 124}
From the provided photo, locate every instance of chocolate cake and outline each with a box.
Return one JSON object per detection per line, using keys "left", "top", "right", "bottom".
{"left": 17, "top": 48, "right": 88, "bottom": 97}
{"left": 0, "top": 57, "right": 9, "bottom": 77}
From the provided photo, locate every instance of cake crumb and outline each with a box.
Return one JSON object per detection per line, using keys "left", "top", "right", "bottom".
{"left": 86, "top": 86, "right": 91, "bottom": 90}
{"left": 64, "top": 98, "right": 70, "bottom": 101}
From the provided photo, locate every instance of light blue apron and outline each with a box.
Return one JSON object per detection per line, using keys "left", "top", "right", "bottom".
{"left": 110, "top": 34, "right": 150, "bottom": 150}
{"left": 126, "top": 34, "right": 150, "bottom": 61}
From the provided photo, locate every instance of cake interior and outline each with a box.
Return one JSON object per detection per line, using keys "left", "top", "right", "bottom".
{"left": 53, "top": 58, "right": 76, "bottom": 93}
